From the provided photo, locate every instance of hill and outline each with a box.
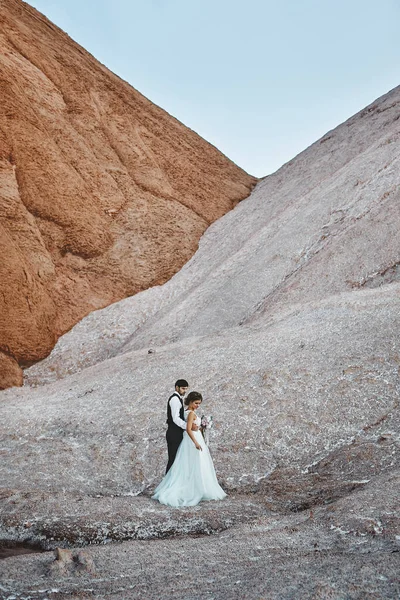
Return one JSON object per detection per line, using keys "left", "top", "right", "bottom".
{"left": 0, "top": 0, "right": 256, "bottom": 389}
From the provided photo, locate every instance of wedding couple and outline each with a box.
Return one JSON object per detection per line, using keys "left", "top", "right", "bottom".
{"left": 152, "top": 379, "right": 227, "bottom": 507}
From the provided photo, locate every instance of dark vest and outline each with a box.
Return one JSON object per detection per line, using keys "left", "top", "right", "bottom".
{"left": 166, "top": 393, "right": 184, "bottom": 429}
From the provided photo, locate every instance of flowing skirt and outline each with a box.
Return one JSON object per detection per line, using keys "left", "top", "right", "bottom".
{"left": 152, "top": 431, "right": 227, "bottom": 507}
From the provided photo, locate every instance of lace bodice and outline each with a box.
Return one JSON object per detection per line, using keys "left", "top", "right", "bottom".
{"left": 184, "top": 410, "right": 201, "bottom": 427}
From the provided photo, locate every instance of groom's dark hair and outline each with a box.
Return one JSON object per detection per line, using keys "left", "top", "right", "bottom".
{"left": 175, "top": 379, "right": 189, "bottom": 388}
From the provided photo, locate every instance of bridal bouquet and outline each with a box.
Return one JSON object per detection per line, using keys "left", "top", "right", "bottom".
{"left": 201, "top": 414, "right": 213, "bottom": 445}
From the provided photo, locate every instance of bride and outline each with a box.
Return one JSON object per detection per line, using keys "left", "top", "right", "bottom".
{"left": 152, "top": 391, "right": 227, "bottom": 507}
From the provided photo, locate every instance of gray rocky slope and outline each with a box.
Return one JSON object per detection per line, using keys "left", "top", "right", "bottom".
{"left": 1, "top": 86, "right": 400, "bottom": 598}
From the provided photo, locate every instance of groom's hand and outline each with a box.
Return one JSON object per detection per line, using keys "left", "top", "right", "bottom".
{"left": 191, "top": 423, "right": 199, "bottom": 431}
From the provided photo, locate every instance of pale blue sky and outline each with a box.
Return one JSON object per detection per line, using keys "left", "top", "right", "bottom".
{"left": 29, "top": 0, "right": 400, "bottom": 176}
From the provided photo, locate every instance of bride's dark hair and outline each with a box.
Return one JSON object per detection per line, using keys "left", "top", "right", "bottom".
{"left": 184, "top": 391, "right": 203, "bottom": 406}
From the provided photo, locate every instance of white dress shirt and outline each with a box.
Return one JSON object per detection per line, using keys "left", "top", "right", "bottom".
{"left": 169, "top": 393, "right": 187, "bottom": 430}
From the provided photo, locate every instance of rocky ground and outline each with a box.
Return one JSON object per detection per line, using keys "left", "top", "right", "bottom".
{"left": 1, "top": 278, "right": 399, "bottom": 597}
{"left": 0, "top": 472, "right": 399, "bottom": 599}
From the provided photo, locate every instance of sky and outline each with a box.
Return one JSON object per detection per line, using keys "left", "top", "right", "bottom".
{"left": 28, "top": 0, "right": 400, "bottom": 177}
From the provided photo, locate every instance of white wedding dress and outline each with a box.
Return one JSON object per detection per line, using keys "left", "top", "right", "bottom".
{"left": 152, "top": 411, "right": 227, "bottom": 507}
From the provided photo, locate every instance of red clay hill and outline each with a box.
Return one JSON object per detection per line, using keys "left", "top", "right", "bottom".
{"left": 0, "top": 0, "right": 256, "bottom": 389}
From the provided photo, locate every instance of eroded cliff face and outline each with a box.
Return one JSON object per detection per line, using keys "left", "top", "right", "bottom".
{"left": 0, "top": 0, "right": 256, "bottom": 388}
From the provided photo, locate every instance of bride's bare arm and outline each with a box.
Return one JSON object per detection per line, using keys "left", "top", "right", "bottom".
{"left": 187, "top": 411, "right": 202, "bottom": 450}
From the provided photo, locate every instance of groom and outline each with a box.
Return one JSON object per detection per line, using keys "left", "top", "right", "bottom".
{"left": 166, "top": 379, "right": 199, "bottom": 473}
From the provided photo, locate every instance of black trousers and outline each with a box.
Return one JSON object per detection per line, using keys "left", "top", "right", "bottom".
{"left": 166, "top": 427, "right": 183, "bottom": 473}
